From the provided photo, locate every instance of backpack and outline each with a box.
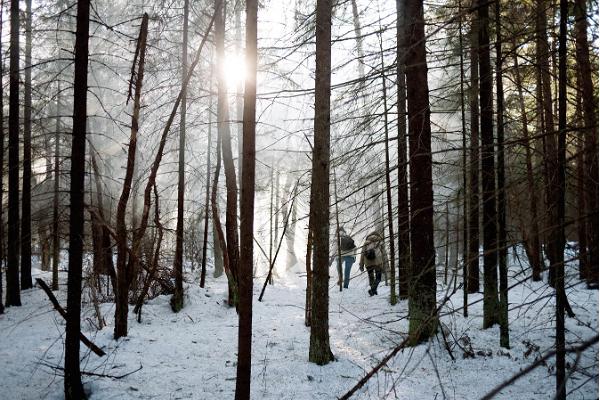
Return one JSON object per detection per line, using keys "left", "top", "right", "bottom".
{"left": 365, "top": 248, "right": 376, "bottom": 260}
{"left": 340, "top": 234, "right": 356, "bottom": 251}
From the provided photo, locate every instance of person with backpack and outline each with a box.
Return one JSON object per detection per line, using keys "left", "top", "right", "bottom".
{"left": 359, "top": 230, "right": 388, "bottom": 296}
{"left": 330, "top": 227, "right": 357, "bottom": 289}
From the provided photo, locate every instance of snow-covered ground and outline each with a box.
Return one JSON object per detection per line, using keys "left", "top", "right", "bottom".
{"left": 0, "top": 253, "right": 598, "bottom": 399}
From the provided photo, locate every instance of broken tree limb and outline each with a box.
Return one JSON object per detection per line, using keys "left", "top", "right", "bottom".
{"left": 258, "top": 181, "right": 298, "bottom": 302}
{"left": 35, "top": 278, "right": 106, "bottom": 357}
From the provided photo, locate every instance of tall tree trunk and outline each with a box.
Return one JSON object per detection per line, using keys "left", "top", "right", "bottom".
{"left": 308, "top": 0, "right": 334, "bottom": 366}
{"left": 536, "top": 0, "right": 557, "bottom": 287}
{"left": 6, "top": 0, "right": 21, "bottom": 307}
{"left": 200, "top": 64, "right": 214, "bottom": 288}
{"left": 512, "top": 46, "right": 543, "bottom": 282}
{"left": 64, "top": 0, "right": 90, "bottom": 397}
{"left": 379, "top": 36, "right": 396, "bottom": 305}
{"left": 467, "top": 9, "right": 480, "bottom": 294}
{"left": 0, "top": 0, "right": 5, "bottom": 315}
{"left": 235, "top": 0, "right": 243, "bottom": 191}
{"left": 396, "top": 0, "right": 410, "bottom": 300}
{"left": 554, "top": 0, "right": 568, "bottom": 396}
{"left": 574, "top": 0, "right": 598, "bottom": 287}
{"left": 479, "top": 0, "right": 500, "bottom": 329}
{"left": 114, "top": 14, "right": 149, "bottom": 339}
{"left": 235, "top": 0, "right": 257, "bottom": 396}
{"left": 20, "top": 0, "right": 33, "bottom": 290}
{"left": 216, "top": 0, "right": 240, "bottom": 305}
{"left": 52, "top": 85, "right": 61, "bottom": 291}
{"left": 406, "top": 0, "right": 437, "bottom": 345}
{"left": 495, "top": 0, "right": 508, "bottom": 348}
{"left": 458, "top": 1, "right": 468, "bottom": 317}
{"left": 171, "top": 0, "right": 189, "bottom": 313}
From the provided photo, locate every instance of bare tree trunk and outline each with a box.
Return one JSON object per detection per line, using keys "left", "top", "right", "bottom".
{"left": 495, "top": 0, "right": 508, "bottom": 348}
{"left": 406, "top": 0, "right": 437, "bottom": 345}
{"left": 536, "top": 0, "right": 557, "bottom": 287}
{"left": 235, "top": 0, "right": 257, "bottom": 395}
{"left": 478, "top": 0, "right": 500, "bottom": 329}
{"left": 379, "top": 35, "right": 397, "bottom": 304}
{"left": 52, "top": 86, "right": 61, "bottom": 291}
{"left": 458, "top": 1, "right": 468, "bottom": 317}
{"left": 554, "top": 0, "right": 568, "bottom": 396}
{"left": 20, "top": 0, "right": 33, "bottom": 290}
{"left": 200, "top": 63, "right": 214, "bottom": 288}
{"left": 467, "top": 10, "right": 480, "bottom": 294}
{"left": 0, "top": 0, "right": 5, "bottom": 315}
{"left": 574, "top": 0, "right": 598, "bottom": 288}
{"left": 171, "top": 0, "right": 189, "bottom": 313}
{"left": 64, "top": 0, "right": 90, "bottom": 397}
{"left": 211, "top": 121, "right": 233, "bottom": 303}
{"left": 396, "top": 0, "right": 410, "bottom": 300}
{"left": 308, "top": 0, "right": 334, "bottom": 366}
{"left": 512, "top": 46, "right": 543, "bottom": 282}
{"left": 114, "top": 14, "right": 148, "bottom": 339}
{"left": 6, "top": 0, "right": 21, "bottom": 307}
{"left": 216, "top": 0, "right": 240, "bottom": 305}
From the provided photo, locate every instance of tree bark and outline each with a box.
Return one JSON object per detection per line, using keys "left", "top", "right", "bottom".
{"left": 536, "top": 0, "right": 557, "bottom": 287}
{"left": 379, "top": 36, "right": 397, "bottom": 305}
{"left": 467, "top": 9, "right": 480, "bottom": 294}
{"left": 52, "top": 86, "right": 61, "bottom": 291}
{"left": 554, "top": 0, "right": 568, "bottom": 396}
{"left": 171, "top": 0, "right": 189, "bottom": 313}
{"left": 574, "top": 0, "right": 598, "bottom": 287}
{"left": 406, "top": 0, "right": 437, "bottom": 345}
{"left": 20, "top": 0, "right": 33, "bottom": 290}
{"left": 200, "top": 63, "right": 214, "bottom": 288}
{"left": 0, "top": 0, "right": 5, "bottom": 315}
{"left": 396, "top": 0, "right": 410, "bottom": 300}
{"left": 308, "top": 0, "right": 334, "bottom": 365}
{"left": 495, "top": 0, "right": 509, "bottom": 348}
{"left": 6, "top": 0, "right": 21, "bottom": 307}
{"left": 216, "top": 0, "right": 240, "bottom": 307}
{"left": 64, "top": 0, "right": 90, "bottom": 397}
{"left": 114, "top": 14, "right": 149, "bottom": 339}
{"left": 479, "top": 0, "right": 500, "bottom": 330}
{"left": 235, "top": 0, "right": 257, "bottom": 394}
{"left": 458, "top": 1, "right": 468, "bottom": 317}
{"left": 512, "top": 45, "right": 543, "bottom": 282}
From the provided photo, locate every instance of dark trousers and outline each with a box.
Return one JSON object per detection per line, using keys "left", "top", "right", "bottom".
{"left": 367, "top": 266, "right": 382, "bottom": 292}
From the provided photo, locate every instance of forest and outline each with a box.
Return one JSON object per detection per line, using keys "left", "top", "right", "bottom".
{"left": 0, "top": 0, "right": 597, "bottom": 399}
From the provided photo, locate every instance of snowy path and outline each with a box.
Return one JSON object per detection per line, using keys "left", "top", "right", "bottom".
{"left": 0, "top": 258, "right": 597, "bottom": 399}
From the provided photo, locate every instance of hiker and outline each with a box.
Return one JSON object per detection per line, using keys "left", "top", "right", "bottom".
{"left": 359, "top": 231, "right": 388, "bottom": 296}
{"left": 330, "top": 227, "right": 357, "bottom": 289}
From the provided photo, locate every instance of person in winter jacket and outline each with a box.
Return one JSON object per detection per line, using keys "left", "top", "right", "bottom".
{"left": 359, "top": 231, "right": 388, "bottom": 296}
{"left": 329, "top": 227, "right": 357, "bottom": 289}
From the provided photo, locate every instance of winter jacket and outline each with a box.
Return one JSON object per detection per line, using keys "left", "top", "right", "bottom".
{"left": 329, "top": 234, "right": 357, "bottom": 265}
{"left": 359, "top": 231, "right": 388, "bottom": 272}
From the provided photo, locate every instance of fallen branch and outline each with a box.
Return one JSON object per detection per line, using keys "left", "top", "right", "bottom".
{"left": 35, "top": 278, "right": 106, "bottom": 357}
{"left": 479, "top": 335, "right": 598, "bottom": 400}
{"left": 41, "top": 361, "right": 142, "bottom": 379}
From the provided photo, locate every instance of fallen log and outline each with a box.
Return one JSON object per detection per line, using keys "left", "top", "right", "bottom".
{"left": 35, "top": 278, "right": 106, "bottom": 357}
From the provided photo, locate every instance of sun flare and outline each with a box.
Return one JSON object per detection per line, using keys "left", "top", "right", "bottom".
{"left": 221, "top": 53, "right": 246, "bottom": 90}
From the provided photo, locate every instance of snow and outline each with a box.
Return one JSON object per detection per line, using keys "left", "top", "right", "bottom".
{"left": 0, "top": 252, "right": 597, "bottom": 400}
